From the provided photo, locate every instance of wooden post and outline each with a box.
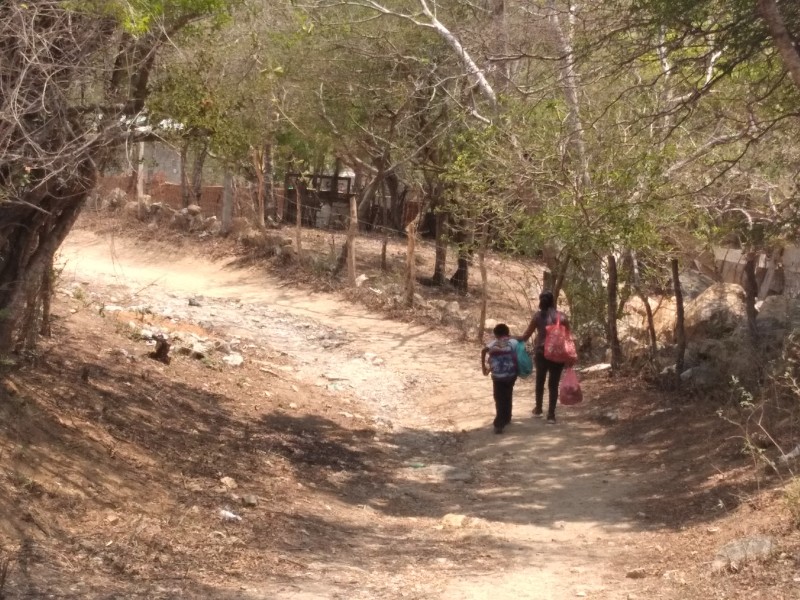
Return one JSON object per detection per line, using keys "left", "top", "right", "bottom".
{"left": 347, "top": 195, "right": 357, "bottom": 285}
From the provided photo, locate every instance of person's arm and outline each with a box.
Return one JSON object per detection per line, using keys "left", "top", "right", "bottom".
{"left": 560, "top": 311, "right": 570, "bottom": 329}
{"left": 515, "top": 312, "right": 538, "bottom": 342}
{"left": 481, "top": 347, "right": 490, "bottom": 376}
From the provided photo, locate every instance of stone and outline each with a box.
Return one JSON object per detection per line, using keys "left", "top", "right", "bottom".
{"left": 413, "top": 293, "right": 426, "bottom": 307}
{"left": 680, "top": 269, "right": 716, "bottom": 301}
{"left": 220, "top": 476, "right": 238, "bottom": 490}
{"left": 580, "top": 363, "right": 612, "bottom": 374}
{"left": 178, "top": 343, "right": 209, "bottom": 360}
{"left": 626, "top": 568, "right": 648, "bottom": 579}
{"left": 444, "top": 301, "right": 461, "bottom": 314}
{"left": 404, "top": 464, "right": 473, "bottom": 483}
{"left": 684, "top": 283, "right": 746, "bottom": 340}
{"left": 599, "top": 410, "right": 620, "bottom": 424}
{"left": 242, "top": 494, "right": 258, "bottom": 507}
{"left": 188, "top": 297, "right": 202, "bottom": 307}
{"left": 187, "top": 204, "right": 202, "bottom": 216}
{"left": 222, "top": 353, "right": 244, "bottom": 367}
{"left": 441, "top": 514, "right": 468, "bottom": 528}
{"left": 1, "top": 379, "right": 19, "bottom": 396}
{"left": 355, "top": 274, "right": 368, "bottom": 287}
{"left": 712, "top": 535, "right": 776, "bottom": 572}
{"left": 106, "top": 188, "right": 128, "bottom": 210}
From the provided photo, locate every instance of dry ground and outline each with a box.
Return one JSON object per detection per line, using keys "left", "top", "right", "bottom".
{"left": 0, "top": 217, "right": 798, "bottom": 598}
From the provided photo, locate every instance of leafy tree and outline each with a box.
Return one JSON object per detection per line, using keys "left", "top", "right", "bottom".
{"left": 0, "top": 0, "right": 236, "bottom": 354}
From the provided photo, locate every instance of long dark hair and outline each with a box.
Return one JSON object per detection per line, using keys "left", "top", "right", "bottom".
{"left": 538, "top": 291, "right": 555, "bottom": 312}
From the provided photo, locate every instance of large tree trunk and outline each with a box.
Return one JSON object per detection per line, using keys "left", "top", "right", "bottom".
{"left": 606, "top": 254, "right": 622, "bottom": 372}
{"left": 385, "top": 171, "right": 405, "bottom": 230}
{"left": 449, "top": 220, "right": 474, "bottom": 295}
{"left": 671, "top": 258, "right": 686, "bottom": 378}
{"left": 432, "top": 210, "right": 449, "bottom": 285}
{"left": 405, "top": 219, "right": 418, "bottom": 307}
{"left": 180, "top": 138, "right": 191, "bottom": 208}
{"left": 263, "top": 142, "right": 275, "bottom": 223}
{"left": 191, "top": 138, "right": 209, "bottom": 205}
{"left": 136, "top": 141, "right": 147, "bottom": 219}
{"left": 743, "top": 251, "right": 759, "bottom": 344}
{"left": 252, "top": 146, "right": 266, "bottom": 229}
{"left": 757, "top": 0, "right": 800, "bottom": 91}
{"left": 0, "top": 171, "right": 93, "bottom": 354}
{"left": 221, "top": 168, "right": 233, "bottom": 235}
{"left": 630, "top": 251, "right": 657, "bottom": 360}
{"left": 346, "top": 195, "right": 357, "bottom": 285}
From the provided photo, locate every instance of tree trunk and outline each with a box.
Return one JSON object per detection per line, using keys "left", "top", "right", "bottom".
{"left": 136, "top": 141, "right": 146, "bottom": 219}
{"left": 380, "top": 185, "right": 389, "bottom": 272}
{"left": 252, "top": 147, "right": 266, "bottom": 229}
{"left": 631, "top": 251, "right": 657, "bottom": 360}
{"left": 743, "top": 251, "right": 759, "bottom": 344}
{"left": 0, "top": 185, "right": 90, "bottom": 354}
{"left": 180, "top": 138, "right": 191, "bottom": 208}
{"left": 386, "top": 171, "right": 405, "bottom": 230}
{"left": 477, "top": 221, "right": 490, "bottom": 341}
{"left": 757, "top": 0, "right": 800, "bottom": 91}
{"left": 346, "top": 196, "right": 358, "bottom": 285}
{"left": 432, "top": 210, "right": 449, "bottom": 285}
{"left": 295, "top": 184, "right": 303, "bottom": 260}
{"left": 606, "top": 254, "right": 622, "bottom": 372}
{"left": 191, "top": 138, "right": 208, "bottom": 205}
{"left": 221, "top": 168, "right": 233, "bottom": 235}
{"left": 671, "top": 258, "right": 686, "bottom": 378}
{"left": 263, "top": 142, "right": 275, "bottom": 223}
{"left": 405, "top": 219, "right": 418, "bottom": 307}
{"left": 449, "top": 221, "right": 474, "bottom": 295}
{"left": 552, "top": 254, "right": 571, "bottom": 304}
{"left": 39, "top": 266, "right": 53, "bottom": 338}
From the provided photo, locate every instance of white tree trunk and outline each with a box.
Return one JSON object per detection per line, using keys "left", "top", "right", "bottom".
{"left": 418, "top": 0, "right": 497, "bottom": 108}
{"left": 757, "top": 0, "right": 800, "bottom": 91}
{"left": 547, "top": 0, "right": 590, "bottom": 191}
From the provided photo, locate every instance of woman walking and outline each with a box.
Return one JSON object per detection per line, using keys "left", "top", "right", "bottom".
{"left": 517, "top": 291, "right": 569, "bottom": 424}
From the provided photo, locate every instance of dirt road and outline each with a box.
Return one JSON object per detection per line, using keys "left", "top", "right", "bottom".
{"left": 59, "top": 229, "right": 647, "bottom": 599}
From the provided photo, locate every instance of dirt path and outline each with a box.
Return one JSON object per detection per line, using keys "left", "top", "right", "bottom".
{"left": 59, "top": 229, "right": 647, "bottom": 599}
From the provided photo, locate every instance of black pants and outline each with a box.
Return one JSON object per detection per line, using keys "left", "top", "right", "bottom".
{"left": 535, "top": 352, "right": 565, "bottom": 418}
{"left": 492, "top": 377, "right": 517, "bottom": 428}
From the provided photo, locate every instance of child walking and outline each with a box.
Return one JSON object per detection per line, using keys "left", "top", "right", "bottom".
{"left": 481, "top": 323, "right": 519, "bottom": 434}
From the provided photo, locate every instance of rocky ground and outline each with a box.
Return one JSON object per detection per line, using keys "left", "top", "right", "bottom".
{"left": 0, "top": 225, "right": 798, "bottom": 599}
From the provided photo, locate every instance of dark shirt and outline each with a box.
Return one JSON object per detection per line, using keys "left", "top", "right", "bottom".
{"left": 521, "top": 308, "right": 569, "bottom": 352}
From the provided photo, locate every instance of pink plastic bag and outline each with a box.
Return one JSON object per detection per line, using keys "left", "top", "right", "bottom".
{"left": 559, "top": 367, "right": 583, "bottom": 405}
{"left": 544, "top": 314, "right": 578, "bottom": 365}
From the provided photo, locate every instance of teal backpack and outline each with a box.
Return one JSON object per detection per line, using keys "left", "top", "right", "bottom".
{"left": 514, "top": 340, "right": 533, "bottom": 378}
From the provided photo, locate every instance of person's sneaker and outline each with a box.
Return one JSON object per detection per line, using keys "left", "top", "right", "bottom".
{"left": 546, "top": 416, "right": 556, "bottom": 425}
{"left": 532, "top": 409, "right": 544, "bottom": 418}
{"left": 494, "top": 425, "right": 504, "bottom": 434}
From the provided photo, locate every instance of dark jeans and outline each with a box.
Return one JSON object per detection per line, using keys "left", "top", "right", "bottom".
{"left": 492, "top": 377, "right": 517, "bottom": 428}
{"left": 535, "top": 352, "right": 565, "bottom": 418}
